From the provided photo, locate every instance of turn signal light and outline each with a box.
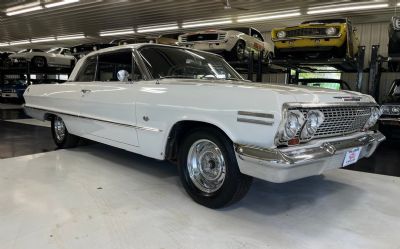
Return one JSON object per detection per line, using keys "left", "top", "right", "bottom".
{"left": 288, "top": 138, "right": 300, "bottom": 146}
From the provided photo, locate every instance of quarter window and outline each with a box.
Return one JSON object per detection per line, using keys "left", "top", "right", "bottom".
{"left": 96, "top": 50, "right": 142, "bottom": 81}
{"left": 75, "top": 56, "right": 97, "bottom": 82}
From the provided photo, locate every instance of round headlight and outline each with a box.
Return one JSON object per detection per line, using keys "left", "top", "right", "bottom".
{"left": 283, "top": 111, "right": 304, "bottom": 140}
{"left": 364, "top": 107, "right": 381, "bottom": 130}
{"left": 325, "top": 27, "right": 337, "bottom": 36}
{"left": 392, "top": 106, "right": 400, "bottom": 114}
{"left": 301, "top": 110, "right": 325, "bottom": 140}
{"left": 277, "top": 31, "right": 286, "bottom": 39}
{"left": 380, "top": 105, "right": 390, "bottom": 115}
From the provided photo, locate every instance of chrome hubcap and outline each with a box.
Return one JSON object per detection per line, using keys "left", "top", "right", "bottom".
{"left": 187, "top": 139, "right": 226, "bottom": 193}
{"left": 54, "top": 117, "right": 66, "bottom": 142}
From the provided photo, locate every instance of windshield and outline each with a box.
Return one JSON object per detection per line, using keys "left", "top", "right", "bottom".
{"left": 306, "top": 82, "right": 341, "bottom": 90}
{"left": 47, "top": 48, "right": 62, "bottom": 54}
{"left": 139, "top": 46, "right": 242, "bottom": 81}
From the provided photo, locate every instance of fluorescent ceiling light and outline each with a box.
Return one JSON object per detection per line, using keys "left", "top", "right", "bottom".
{"left": 307, "top": 3, "right": 389, "bottom": 14}
{"left": 45, "top": 0, "right": 80, "bottom": 8}
{"left": 397, "top": 2, "right": 400, "bottom": 6}
{"left": 9, "top": 40, "right": 31, "bottom": 45}
{"left": 182, "top": 18, "right": 232, "bottom": 28}
{"left": 0, "top": 43, "right": 10, "bottom": 47}
{"left": 31, "top": 37, "right": 56, "bottom": 43}
{"left": 6, "top": 1, "right": 40, "bottom": 12}
{"left": 137, "top": 23, "right": 179, "bottom": 33}
{"left": 6, "top": 6, "right": 43, "bottom": 16}
{"left": 100, "top": 28, "right": 135, "bottom": 36}
{"left": 238, "top": 10, "right": 301, "bottom": 23}
{"left": 57, "top": 34, "right": 86, "bottom": 40}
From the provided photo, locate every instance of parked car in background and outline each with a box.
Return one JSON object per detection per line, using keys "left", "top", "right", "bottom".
{"left": 156, "top": 33, "right": 182, "bottom": 46}
{"left": 0, "top": 51, "right": 14, "bottom": 66}
{"left": 110, "top": 37, "right": 154, "bottom": 46}
{"left": 70, "top": 43, "right": 116, "bottom": 59}
{"left": 24, "top": 44, "right": 384, "bottom": 208}
{"left": 294, "top": 78, "right": 351, "bottom": 91}
{"left": 9, "top": 48, "right": 75, "bottom": 69}
{"left": 0, "top": 79, "right": 29, "bottom": 102}
{"left": 388, "top": 16, "right": 400, "bottom": 72}
{"left": 178, "top": 27, "right": 273, "bottom": 62}
{"left": 272, "top": 18, "right": 360, "bottom": 59}
{"left": 379, "top": 79, "right": 400, "bottom": 139}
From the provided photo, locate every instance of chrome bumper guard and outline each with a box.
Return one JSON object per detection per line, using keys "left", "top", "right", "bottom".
{"left": 235, "top": 131, "right": 385, "bottom": 183}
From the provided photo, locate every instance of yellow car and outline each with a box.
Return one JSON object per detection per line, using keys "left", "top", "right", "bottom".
{"left": 271, "top": 18, "right": 359, "bottom": 59}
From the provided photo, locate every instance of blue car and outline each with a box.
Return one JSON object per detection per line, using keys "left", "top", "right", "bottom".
{"left": 0, "top": 79, "right": 29, "bottom": 102}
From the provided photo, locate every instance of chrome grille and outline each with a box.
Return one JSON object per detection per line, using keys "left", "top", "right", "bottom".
{"left": 2, "top": 89, "right": 13, "bottom": 93}
{"left": 286, "top": 28, "right": 328, "bottom": 38}
{"left": 293, "top": 106, "right": 373, "bottom": 139}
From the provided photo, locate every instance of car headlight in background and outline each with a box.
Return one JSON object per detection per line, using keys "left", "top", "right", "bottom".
{"left": 277, "top": 30, "right": 287, "bottom": 39}
{"left": 300, "top": 110, "right": 325, "bottom": 140}
{"left": 364, "top": 107, "right": 381, "bottom": 130}
{"left": 381, "top": 105, "right": 400, "bottom": 115}
{"left": 325, "top": 27, "right": 337, "bottom": 36}
{"left": 283, "top": 110, "right": 305, "bottom": 140}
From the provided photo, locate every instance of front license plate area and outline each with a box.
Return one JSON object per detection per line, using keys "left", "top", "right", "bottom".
{"left": 343, "top": 147, "right": 362, "bottom": 167}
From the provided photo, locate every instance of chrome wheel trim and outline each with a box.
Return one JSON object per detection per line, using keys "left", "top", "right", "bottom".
{"left": 187, "top": 139, "right": 226, "bottom": 194}
{"left": 54, "top": 116, "right": 66, "bottom": 142}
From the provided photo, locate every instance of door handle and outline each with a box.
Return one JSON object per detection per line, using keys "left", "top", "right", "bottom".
{"left": 81, "top": 89, "right": 91, "bottom": 94}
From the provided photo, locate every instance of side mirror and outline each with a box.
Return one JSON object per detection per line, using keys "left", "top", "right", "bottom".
{"left": 117, "top": 69, "right": 130, "bottom": 82}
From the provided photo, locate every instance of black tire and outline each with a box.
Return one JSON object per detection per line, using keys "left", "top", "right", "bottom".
{"left": 231, "top": 40, "right": 246, "bottom": 62}
{"left": 51, "top": 115, "right": 80, "bottom": 149}
{"left": 31, "top": 56, "right": 47, "bottom": 69}
{"left": 178, "top": 127, "right": 253, "bottom": 209}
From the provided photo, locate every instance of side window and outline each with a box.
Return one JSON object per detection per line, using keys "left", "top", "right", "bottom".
{"left": 62, "top": 49, "right": 72, "bottom": 56}
{"left": 75, "top": 56, "right": 97, "bottom": 82}
{"left": 251, "top": 29, "right": 264, "bottom": 41}
{"left": 96, "top": 50, "right": 143, "bottom": 82}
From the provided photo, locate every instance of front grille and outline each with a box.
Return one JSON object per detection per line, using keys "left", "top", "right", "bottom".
{"left": 2, "top": 89, "right": 13, "bottom": 93}
{"left": 186, "top": 34, "right": 219, "bottom": 42}
{"left": 286, "top": 28, "right": 328, "bottom": 38}
{"left": 293, "top": 106, "right": 373, "bottom": 140}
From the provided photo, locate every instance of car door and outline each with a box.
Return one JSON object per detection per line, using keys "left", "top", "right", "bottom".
{"left": 78, "top": 49, "right": 140, "bottom": 147}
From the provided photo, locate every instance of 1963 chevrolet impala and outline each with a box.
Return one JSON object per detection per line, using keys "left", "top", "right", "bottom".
{"left": 24, "top": 44, "right": 385, "bottom": 208}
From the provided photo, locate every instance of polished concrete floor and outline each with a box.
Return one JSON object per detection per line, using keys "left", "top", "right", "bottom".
{"left": 1, "top": 103, "right": 400, "bottom": 248}
{"left": 1, "top": 144, "right": 400, "bottom": 249}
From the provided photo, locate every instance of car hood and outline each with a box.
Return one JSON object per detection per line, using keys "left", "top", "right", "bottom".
{"left": 159, "top": 79, "right": 375, "bottom": 104}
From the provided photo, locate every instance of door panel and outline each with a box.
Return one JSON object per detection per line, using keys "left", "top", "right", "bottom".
{"left": 79, "top": 82, "right": 139, "bottom": 146}
{"left": 78, "top": 49, "right": 140, "bottom": 147}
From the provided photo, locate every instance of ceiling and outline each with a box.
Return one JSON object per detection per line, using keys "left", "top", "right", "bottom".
{"left": 0, "top": 0, "right": 399, "bottom": 50}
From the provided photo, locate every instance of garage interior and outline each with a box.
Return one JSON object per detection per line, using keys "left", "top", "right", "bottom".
{"left": 1, "top": 0, "right": 400, "bottom": 248}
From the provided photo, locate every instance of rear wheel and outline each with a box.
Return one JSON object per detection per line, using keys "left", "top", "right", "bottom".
{"left": 178, "top": 127, "right": 253, "bottom": 209}
{"left": 231, "top": 40, "right": 246, "bottom": 62}
{"left": 31, "top": 56, "right": 47, "bottom": 69}
{"left": 51, "top": 116, "right": 79, "bottom": 149}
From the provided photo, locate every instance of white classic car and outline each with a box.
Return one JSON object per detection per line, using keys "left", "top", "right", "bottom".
{"left": 24, "top": 44, "right": 385, "bottom": 208}
{"left": 178, "top": 27, "right": 274, "bottom": 61}
{"left": 9, "top": 47, "right": 75, "bottom": 69}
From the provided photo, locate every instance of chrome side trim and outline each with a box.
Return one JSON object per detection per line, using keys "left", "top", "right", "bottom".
{"left": 238, "top": 111, "right": 274, "bottom": 119}
{"left": 237, "top": 118, "right": 273, "bottom": 126}
{"left": 380, "top": 117, "right": 400, "bottom": 122}
{"left": 24, "top": 105, "right": 163, "bottom": 132}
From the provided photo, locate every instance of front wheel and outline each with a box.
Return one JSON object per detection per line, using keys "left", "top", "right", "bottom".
{"left": 178, "top": 128, "right": 253, "bottom": 209}
{"left": 51, "top": 116, "right": 80, "bottom": 149}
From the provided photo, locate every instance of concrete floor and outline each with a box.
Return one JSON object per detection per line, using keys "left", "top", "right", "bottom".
{"left": 1, "top": 144, "right": 400, "bottom": 249}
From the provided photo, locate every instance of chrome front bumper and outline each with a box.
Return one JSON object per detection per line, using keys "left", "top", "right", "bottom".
{"left": 235, "top": 131, "right": 385, "bottom": 183}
